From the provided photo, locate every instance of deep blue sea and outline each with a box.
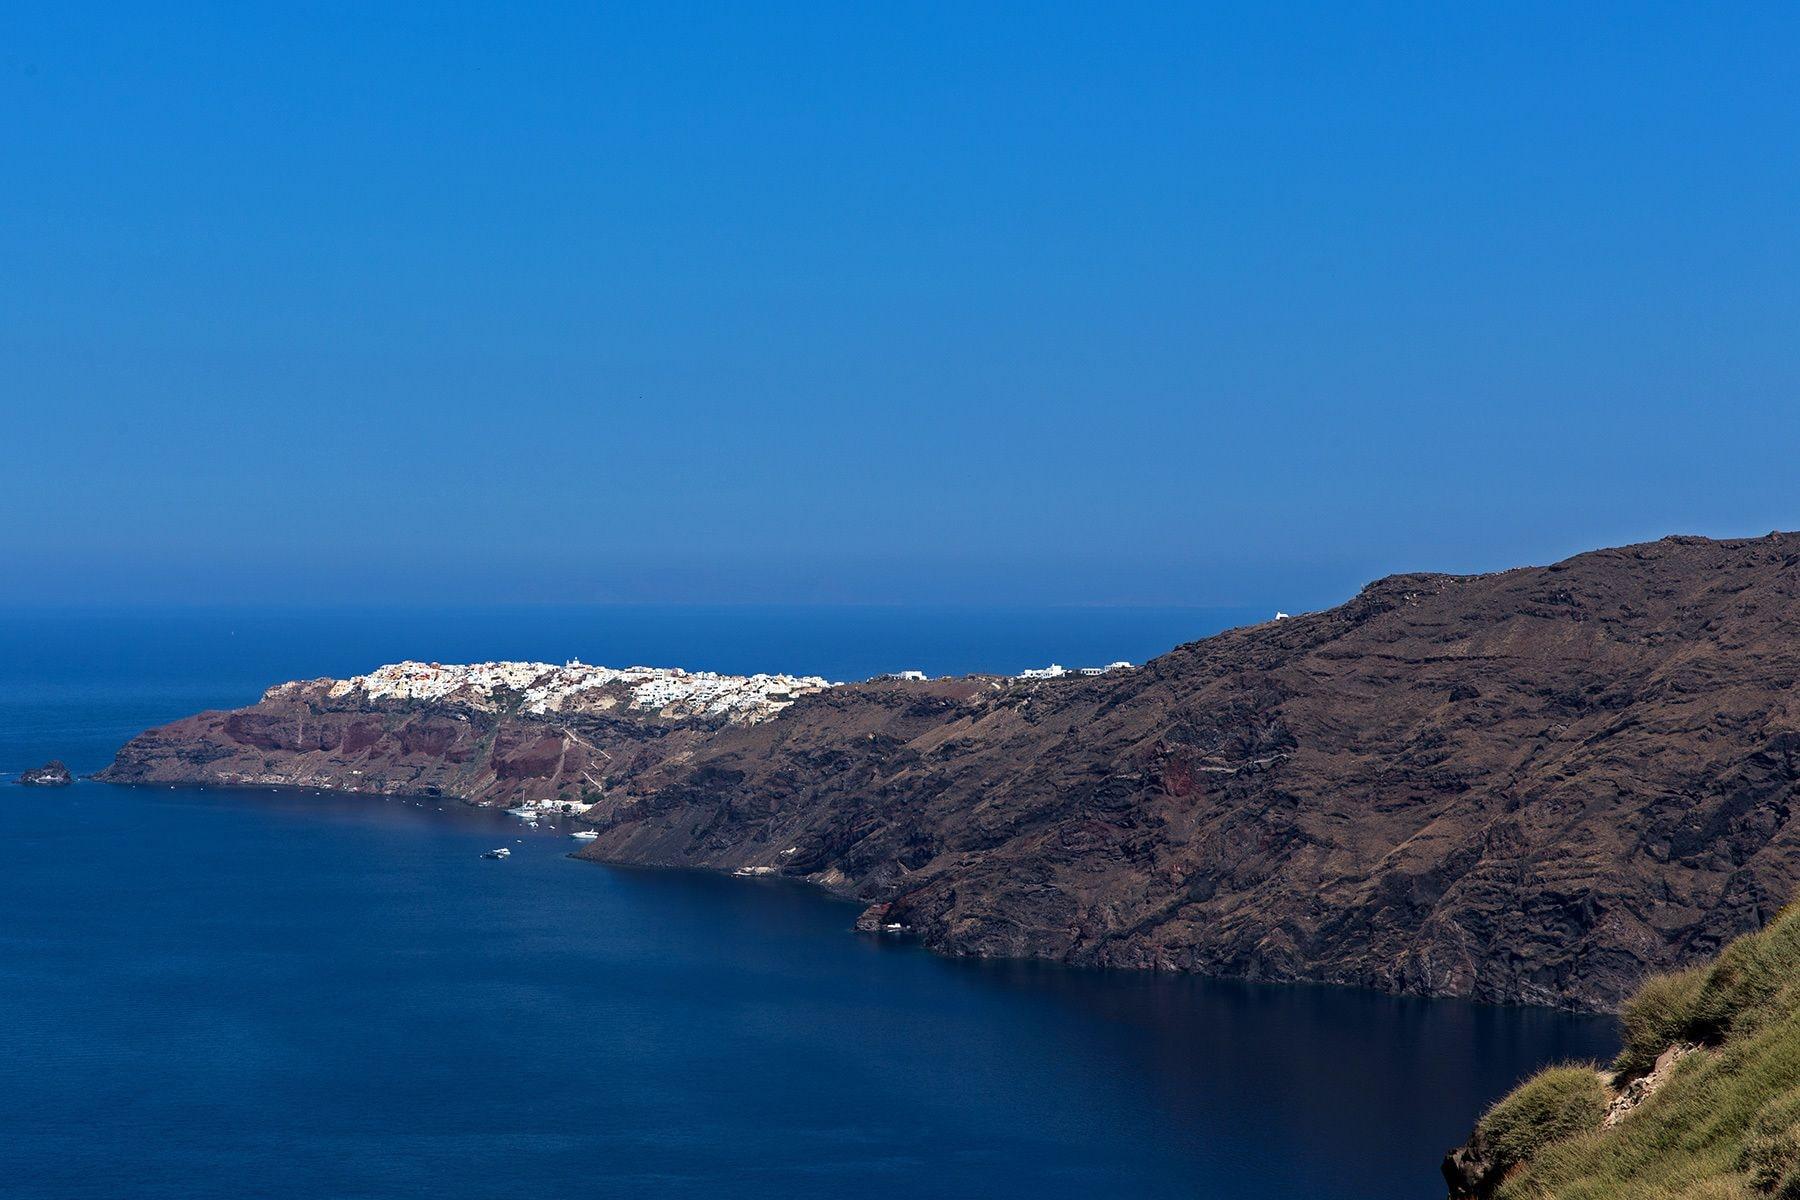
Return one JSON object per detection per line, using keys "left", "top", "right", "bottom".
{"left": 0, "top": 606, "right": 1617, "bottom": 1199}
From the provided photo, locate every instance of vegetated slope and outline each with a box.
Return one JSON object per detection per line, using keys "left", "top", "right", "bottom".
{"left": 105, "top": 532, "right": 1800, "bottom": 1010}
{"left": 1444, "top": 898, "right": 1800, "bottom": 1199}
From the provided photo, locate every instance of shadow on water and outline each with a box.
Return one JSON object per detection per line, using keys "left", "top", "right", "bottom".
{"left": 0, "top": 607, "right": 1616, "bottom": 1199}
{"left": 917, "top": 953, "right": 1617, "bottom": 1196}
{"left": 0, "top": 784, "right": 1616, "bottom": 1200}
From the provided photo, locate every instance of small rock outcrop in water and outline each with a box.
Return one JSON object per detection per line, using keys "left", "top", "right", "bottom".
{"left": 101, "top": 531, "right": 1800, "bottom": 1012}
{"left": 19, "top": 761, "right": 73, "bottom": 787}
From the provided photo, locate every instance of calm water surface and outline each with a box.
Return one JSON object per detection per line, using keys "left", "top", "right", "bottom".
{"left": 0, "top": 607, "right": 1617, "bottom": 1198}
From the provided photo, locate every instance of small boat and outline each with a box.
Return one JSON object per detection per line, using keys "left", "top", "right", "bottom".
{"left": 481, "top": 848, "right": 511, "bottom": 860}
{"left": 570, "top": 829, "right": 599, "bottom": 841}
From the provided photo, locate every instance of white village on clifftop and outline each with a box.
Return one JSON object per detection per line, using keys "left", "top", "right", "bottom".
{"left": 266, "top": 657, "right": 1138, "bottom": 726}
{"left": 280, "top": 660, "right": 837, "bottom": 724}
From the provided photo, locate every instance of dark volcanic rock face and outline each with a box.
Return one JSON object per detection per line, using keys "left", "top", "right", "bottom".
{"left": 103, "top": 533, "right": 1800, "bottom": 1010}
{"left": 19, "top": 761, "right": 73, "bottom": 787}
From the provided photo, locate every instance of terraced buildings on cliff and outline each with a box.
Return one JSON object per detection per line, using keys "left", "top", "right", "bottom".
{"left": 294, "top": 659, "right": 838, "bottom": 723}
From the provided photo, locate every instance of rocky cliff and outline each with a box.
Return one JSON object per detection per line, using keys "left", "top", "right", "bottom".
{"left": 100, "top": 660, "right": 837, "bottom": 810}
{"left": 18, "top": 761, "right": 73, "bottom": 787}
{"left": 102, "top": 533, "right": 1800, "bottom": 1011}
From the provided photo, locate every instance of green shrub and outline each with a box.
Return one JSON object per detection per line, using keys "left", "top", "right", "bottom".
{"left": 1619, "top": 965, "right": 1711, "bottom": 1077}
{"left": 1691, "top": 909, "right": 1800, "bottom": 1044}
{"left": 1686, "top": 1182, "right": 1758, "bottom": 1200}
{"left": 1740, "top": 1126, "right": 1794, "bottom": 1192}
{"left": 1481, "top": 905, "right": 1800, "bottom": 1199}
{"left": 1738, "top": 1094, "right": 1800, "bottom": 1198}
{"left": 1478, "top": 1063, "right": 1610, "bottom": 1174}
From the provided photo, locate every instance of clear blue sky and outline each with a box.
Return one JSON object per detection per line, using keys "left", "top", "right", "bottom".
{"left": 4, "top": 3, "right": 1797, "bottom": 608}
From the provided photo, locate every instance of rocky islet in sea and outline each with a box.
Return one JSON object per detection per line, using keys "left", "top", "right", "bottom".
{"left": 18, "top": 760, "right": 73, "bottom": 787}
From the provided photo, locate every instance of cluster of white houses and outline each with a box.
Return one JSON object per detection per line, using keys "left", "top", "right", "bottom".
{"left": 1017, "top": 662, "right": 1134, "bottom": 680}
{"left": 885, "top": 662, "right": 1133, "bottom": 682}
{"left": 291, "top": 660, "right": 837, "bottom": 725}
{"left": 278, "top": 655, "right": 1142, "bottom": 726}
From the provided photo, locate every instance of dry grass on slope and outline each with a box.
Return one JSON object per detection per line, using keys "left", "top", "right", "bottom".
{"left": 1458, "top": 902, "right": 1800, "bottom": 1200}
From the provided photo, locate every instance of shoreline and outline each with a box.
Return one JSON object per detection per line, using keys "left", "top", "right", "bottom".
{"left": 94, "top": 774, "right": 1620, "bottom": 1018}
{"left": 87, "top": 531, "right": 1800, "bottom": 1017}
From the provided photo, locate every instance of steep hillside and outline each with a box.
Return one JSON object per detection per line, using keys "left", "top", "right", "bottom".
{"left": 1445, "top": 899, "right": 1800, "bottom": 1199}
{"left": 574, "top": 532, "right": 1800, "bottom": 1010}
{"left": 105, "top": 532, "right": 1800, "bottom": 1010}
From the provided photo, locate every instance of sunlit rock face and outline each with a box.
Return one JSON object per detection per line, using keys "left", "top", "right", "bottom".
{"left": 101, "top": 532, "right": 1800, "bottom": 1011}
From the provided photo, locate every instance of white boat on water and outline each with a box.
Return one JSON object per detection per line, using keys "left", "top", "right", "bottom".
{"left": 481, "top": 847, "right": 511, "bottom": 859}
{"left": 505, "top": 807, "right": 536, "bottom": 818}
{"left": 570, "top": 829, "right": 599, "bottom": 841}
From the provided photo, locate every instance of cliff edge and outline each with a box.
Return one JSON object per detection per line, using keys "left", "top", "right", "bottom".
{"left": 104, "top": 532, "right": 1800, "bottom": 1011}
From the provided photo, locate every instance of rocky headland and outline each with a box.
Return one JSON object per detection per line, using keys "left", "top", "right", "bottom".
{"left": 102, "top": 660, "right": 837, "bottom": 811}
{"left": 102, "top": 532, "right": 1800, "bottom": 1012}
{"left": 18, "top": 761, "right": 73, "bottom": 787}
